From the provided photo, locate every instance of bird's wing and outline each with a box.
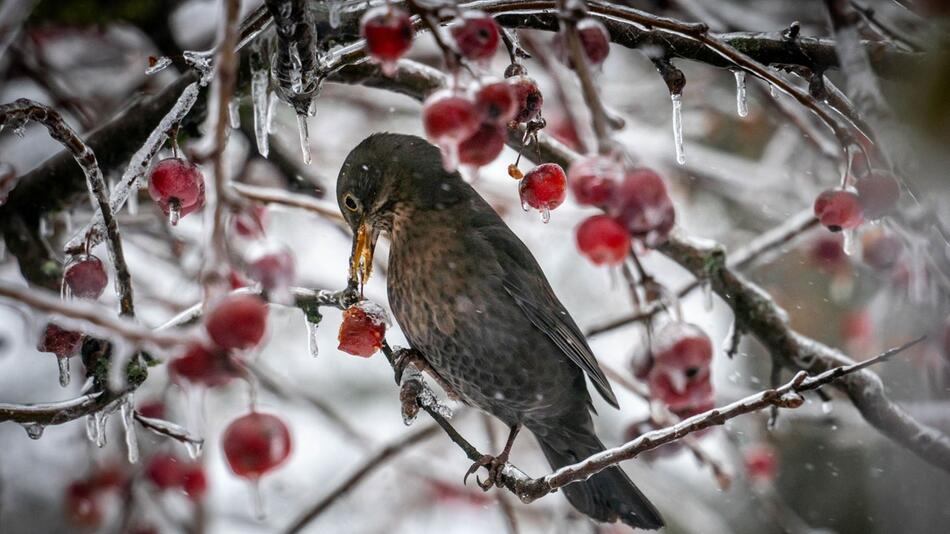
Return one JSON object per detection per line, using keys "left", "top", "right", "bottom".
{"left": 469, "top": 202, "right": 620, "bottom": 409}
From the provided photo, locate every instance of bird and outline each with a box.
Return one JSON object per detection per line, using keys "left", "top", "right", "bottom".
{"left": 336, "top": 132, "right": 663, "bottom": 530}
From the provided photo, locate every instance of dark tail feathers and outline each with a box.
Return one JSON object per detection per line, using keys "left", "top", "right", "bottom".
{"left": 537, "top": 436, "right": 663, "bottom": 530}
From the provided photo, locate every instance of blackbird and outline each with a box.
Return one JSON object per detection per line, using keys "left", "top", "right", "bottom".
{"left": 337, "top": 133, "right": 663, "bottom": 530}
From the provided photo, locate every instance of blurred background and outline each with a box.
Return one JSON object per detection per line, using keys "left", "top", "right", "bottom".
{"left": 0, "top": 0, "right": 948, "bottom": 533}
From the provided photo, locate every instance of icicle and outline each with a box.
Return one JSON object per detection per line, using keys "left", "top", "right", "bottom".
{"left": 521, "top": 200, "right": 530, "bottom": 212}
{"left": 701, "top": 277, "right": 714, "bottom": 311}
{"left": 842, "top": 228, "right": 857, "bottom": 256}
{"left": 38, "top": 215, "right": 53, "bottom": 238}
{"left": 168, "top": 199, "right": 182, "bottom": 226}
{"left": 120, "top": 395, "right": 139, "bottom": 463}
{"left": 821, "top": 400, "right": 833, "bottom": 414}
{"left": 127, "top": 186, "right": 139, "bottom": 215}
{"left": 185, "top": 440, "right": 203, "bottom": 460}
{"left": 733, "top": 70, "right": 748, "bottom": 118}
{"left": 87, "top": 410, "right": 108, "bottom": 447}
{"left": 250, "top": 479, "right": 267, "bottom": 520}
{"left": 57, "top": 356, "right": 71, "bottom": 387}
{"left": 296, "top": 114, "right": 311, "bottom": 165}
{"left": 289, "top": 45, "right": 304, "bottom": 94}
{"left": 329, "top": 2, "right": 341, "bottom": 28}
{"left": 145, "top": 56, "right": 173, "bottom": 76}
{"left": 108, "top": 343, "right": 132, "bottom": 393}
{"left": 671, "top": 93, "right": 685, "bottom": 165}
{"left": 540, "top": 207, "right": 551, "bottom": 224}
{"left": 228, "top": 99, "right": 241, "bottom": 129}
{"left": 267, "top": 93, "right": 279, "bottom": 134}
{"left": 769, "top": 83, "right": 776, "bottom": 98}
{"left": 21, "top": 423, "right": 44, "bottom": 440}
{"left": 182, "top": 51, "right": 214, "bottom": 85}
{"left": 306, "top": 321, "right": 320, "bottom": 358}
{"left": 251, "top": 66, "right": 271, "bottom": 157}
{"left": 438, "top": 142, "right": 459, "bottom": 173}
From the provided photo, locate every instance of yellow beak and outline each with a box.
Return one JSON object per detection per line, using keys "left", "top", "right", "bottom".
{"left": 349, "top": 220, "right": 376, "bottom": 288}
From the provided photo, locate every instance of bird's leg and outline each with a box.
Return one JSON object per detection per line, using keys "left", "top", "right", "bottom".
{"left": 393, "top": 347, "right": 460, "bottom": 400}
{"left": 464, "top": 423, "right": 522, "bottom": 491}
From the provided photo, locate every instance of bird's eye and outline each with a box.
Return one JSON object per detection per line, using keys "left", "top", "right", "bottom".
{"left": 343, "top": 193, "right": 360, "bottom": 212}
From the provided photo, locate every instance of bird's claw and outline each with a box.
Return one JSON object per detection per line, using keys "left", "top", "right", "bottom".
{"left": 393, "top": 347, "right": 424, "bottom": 384}
{"left": 463, "top": 453, "right": 508, "bottom": 491}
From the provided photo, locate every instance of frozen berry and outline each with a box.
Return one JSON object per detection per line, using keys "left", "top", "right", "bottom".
{"left": 841, "top": 309, "right": 873, "bottom": 346}
{"left": 808, "top": 234, "right": 848, "bottom": 274}
{"left": 37, "top": 323, "right": 83, "bottom": 358}
{"left": 506, "top": 75, "right": 543, "bottom": 123}
{"left": 814, "top": 189, "right": 863, "bottom": 232}
{"left": 338, "top": 302, "right": 388, "bottom": 357}
{"left": 648, "top": 321, "right": 714, "bottom": 412}
{"left": 549, "top": 114, "right": 582, "bottom": 151}
{"left": 169, "top": 344, "right": 235, "bottom": 387}
{"left": 205, "top": 294, "right": 268, "bottom": 351}
{"left": 459, "top": 123, "right": 506, "bottom": 167}
{"left": 450, "top": 11, "right": 499, "bottom": 61}
{"left": 66, "top": 481, "right": 102, "bottom": 527}
{"left": 576, "top": 215, "right": 630, "bottom": 266}
{"left": 246, "top": 246, "right": 296, "bottom": 294}
{"left": 222, "top": 412, "right": 292, "bottom": 479}
{"left": 423, "top": 91, "right": 480, "bottom": 145}
{"left": 232, "top": 204, "right": 268, "bottom": 237}
{"left": 145, "top": 453, "right": 183, "bottom": 490}
{"left": 568, "top": 155, "right": 621, "bottom": 206}
{"left": 64, "top": 254, "right": 108, "bottom": 300}
{"left": 855, "top": 170, "right": 900, "bottom": 220}
{"left": 743, "top": 443, "right": 777, "bottom": 484}
{"left": 520, "top": 163, "right": 567, "bottom": 215}
{"left": 361, "top": 6, "right": 414, "bottom": 74}
{"left": 610, "top": 168, "right": 675, "bottom": 245}
{"left": 149, "top": 158, "right": 205, "bottom": 225}
{"left": 474, "top": 81, "right": 517, "bottom": 124}
{"left": 554, "top": 18, "right": 611, "bottom": 67}
{"left": 137, "top": 399, "right": 166, "bottom": 420}
{"left": 861, "top": 230, "right": 902, "bottom": 271}
{"left": 180, "top": 465, "right": 208, "bottom": 501}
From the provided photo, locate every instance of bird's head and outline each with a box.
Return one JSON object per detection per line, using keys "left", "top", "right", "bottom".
{"left": 337, "top": 132, "right": 467, "bottom": 287}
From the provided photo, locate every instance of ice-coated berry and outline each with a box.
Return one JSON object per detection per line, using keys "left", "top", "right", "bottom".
{"left": 855, "top": 170, "right": 900, "bottom": 220}
{"left": 568, "top": 155, "right": 621, "bottom": 206}
{"left": 459, "top": 123, "right": 506, "bottom": 167}
{"left": 145, "top": 453, "right": 183, "bottom": 490}
{"left": 232, "top": 204, "right": 268, "bottom": 237}
{"left": 64, "top": 254, "right": 108, "bottom": 300}
{"left": 422, "top": 91, "right": 480, "bottom": 145}
{"left": 808, "top": 234, "right": 848, "bottom": 274}
{"left": 506, "top": 75, "right": 543, "bottom": 123}
{"left": 610, "top": 168, "right": 675, "bottom": 245}
{"left": 814, "top": 189, "right": 863, "bottom": 232}
{"left": 181, "top": 465, "right": 208, "bottom": 501}
{"left": 205, "top": 294, "right": 268, "bottom": 351}
{"left": 554, "top": 18, "right": 611, "bottom": 67}
{"left": 246, "top": 247, "right": 296, "bottom": 294}
{"left": 338, "top": 303, "right": 387, "bottom": 357}
{"left": 148, "top": 158, "right": 205, "bottom": 224}
{"left": 450, "top": 10, "right": 500, "bottom": 61}
{"left": 222, "top": 412, "right": 292, "bottom": 479}
{"left": 169, "top": 343, "right": 235, "bottom": 387}
{"left": 66, "top": 481, "right": 102, "bottom": 527}
{"left": 474, "top": 81, "right": 518, "bottom": 125}
{"left": 862, "top": 230, "right": 903, "bottom": 271}
{"left": 38, "top": 323, "right": 83, "bottom": 358}
{"left": 576, "top": 215, "right": 630, "bottom": 266}
{"left": 519, "top": 163, "right": 567, "bottom": 214}
{"left": 743, "top": 444, "right": 777, "bottom": 484}
{"left": 648, "top": 321, "right": 714, "bottom": 412}
{"left": 361, "top": 6, "right": 414, "bottom": 66}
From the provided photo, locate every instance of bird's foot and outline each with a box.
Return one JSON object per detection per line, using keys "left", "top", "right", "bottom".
{"left": 463, "top": 452, "right": 510, "bottom": 491}
{"left": 393, "top": 347, "right": 460, "bottom": 401}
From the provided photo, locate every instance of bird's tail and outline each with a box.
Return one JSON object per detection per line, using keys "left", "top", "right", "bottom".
{"left": 536, "top": 432, "right": 663, "bottom": 530}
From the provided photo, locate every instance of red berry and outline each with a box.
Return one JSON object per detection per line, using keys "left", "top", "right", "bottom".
{"left": 169, "top": 343, "right": 235, "bottom": 387}
{"left": 808, "top": 234, "right": 848, "bottom": 274}
{"left": 554, "top": 18, "right": 611, "bottom": 67}
{"left": 205, "top": 294, "right": 268, "bottom": 351}
{"left": 137, "top": 399, "right": 165, "bottom": 420}
{"left": 855, "top": 170, "right": 900, "bottom": 220}
{"left": 861, "top": 230, "right": 903, "bottom": 271}
{"left": 743, "top": 444, "right": 778, "bottom": 484}
{"left": 146, "top": 453, "right": 184, "bottom": 490}
{"left": 519, "top": 163, "right": 567, "bottom": 213}
{"left": 450, "top": 11, "right": 499, "bottom": 61}
{"left": 37, "top": 322, "right": 83, "bottom": 358}
{"left": 223, "top": 412, "right": 293, "bottom": 479}
{"left": 549, "top": 114, "right": 582, "bottom": 151}
{"left": 422, "top": 91, "right": 481, "bottom": 145}
{"left": 66, "top": 481, "right": 102, "bottom": 527}
{"left": 648, "top": 321, "right": 714, "bottom": 412}
{"left": 459, "top": 123, "right": 506, "bottom": 167}
{"left": 181, "top": 465, "right": 208, "bottom": 501}
{"left": 506, "top": 75, "right": 543, "bottom": 123}
{"left": 610, "top": 168, "right": 675, "bottom": 245}
{"left": 89, "top": 465, "right": 125, "bottom": 491}
{"left": 338, "top": 302, "right": 387, "bottom": 357}
{"left": 361, "top": 7, "right": 414, "bottom": 68}
{"left": 474, "top": 81, "right": 517, "bottom": 125}
{"left": 149, "top": 158, "right": 205, "bottom": 224}
{"left": 246, "top": 247, "right": 296, "bottom": 294}
{"left": 576, "top": 215, "right": 630, "bottom": 266}
{"left": 568, "top": 155, "right": 621, "bottom": 206}
{"left": 64, "top": 254, "right": 108, "bottom": 300}
{"left": 814, "top": 189, "right": 863, "bottom": 232}
{"left": 232, "top": 204, "right": 268, "bottom": 237}
{"left": 841, "top": 310, "right": 873, "bottom": 346}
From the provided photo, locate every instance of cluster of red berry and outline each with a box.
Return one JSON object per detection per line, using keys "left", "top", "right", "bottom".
{"left": 65, "top": 465, "right": 125, "bottom": 527}
{"left": 338, "top": 301, "right": 388, "bottom": 357}
{"left": 813, "top": 143, "right": 901, "bottom": 233}
{"left": 145, "top": 452, "right": 207, "bottom": 500}
{"left": 229, "top": 202, "right": 297, "bottom": 301}
{"left": 571, "top": 156, "right": 676, "bottom": 265}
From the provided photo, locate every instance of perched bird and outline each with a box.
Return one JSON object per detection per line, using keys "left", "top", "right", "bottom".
{"left": 337, "top": 133, "right": 663, "bottom": 530}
